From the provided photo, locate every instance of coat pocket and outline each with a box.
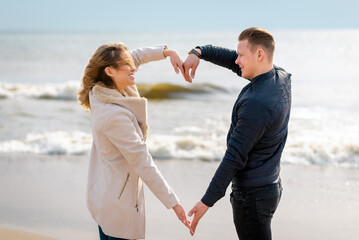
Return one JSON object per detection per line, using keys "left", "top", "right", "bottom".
{"left": 118, "top": 172, "right": 130, "bottom": 199}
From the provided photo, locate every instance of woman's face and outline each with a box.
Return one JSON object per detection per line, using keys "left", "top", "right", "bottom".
{"left": 106, "top": 51, "right": 136, "bottom": 92}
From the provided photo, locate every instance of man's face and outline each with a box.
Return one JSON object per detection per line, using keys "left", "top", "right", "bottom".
{"left": 235, "top": 39, "right": 258, "bottom": 80}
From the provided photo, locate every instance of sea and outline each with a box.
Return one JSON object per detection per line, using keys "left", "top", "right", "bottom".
{"left": 0, "top": 29, "right": 359, "bottom": 168}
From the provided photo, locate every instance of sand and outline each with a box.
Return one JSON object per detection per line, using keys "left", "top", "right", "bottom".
{"left": 0, "top": 228, "right": 54, "bottom": 240}
{"left": 1, "top": 153, "right": 359, "bottom": 240}
{"left": 145, "top": 160, "right": 359, "bottom": 240}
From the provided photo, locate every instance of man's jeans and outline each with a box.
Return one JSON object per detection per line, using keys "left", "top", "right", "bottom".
{"left": 230, "top": 179, "right": 282, "bottom": 240}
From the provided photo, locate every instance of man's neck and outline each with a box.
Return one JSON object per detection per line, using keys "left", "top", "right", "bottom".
{"left": 253, "top": 64, "right": 273, "bottom": 79}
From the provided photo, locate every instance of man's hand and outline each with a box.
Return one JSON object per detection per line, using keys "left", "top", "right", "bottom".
{"left": 172, "top": 203, "right": 191, "bottom": 230}
{"left": 183, "top": 49, "right": 201, "bottom": 83}
{"left": 163, "top": 49, "right": 185, "bottom": 78}
{"left": 188, "top": 201, "right": 209, "bottom": 235}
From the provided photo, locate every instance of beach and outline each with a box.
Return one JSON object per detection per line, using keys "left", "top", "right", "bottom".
{"left": 1, "top": 153, "right": 359, "bottom": 240}
{"left": 1, "top": 29, "right": 359, "bottom": 239}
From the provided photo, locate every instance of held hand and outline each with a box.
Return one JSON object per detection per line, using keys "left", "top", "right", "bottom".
{"left": 183, "top": 51, "right": 201, "bottom": 83}
{"left": 172, "top": 203, "right": 191, "bottom": 230}
{"left": 163, "top": 49, "right": 185, "bottom": 78}
{"left": 188, "top": 201, "right": 209, "bottom": 236}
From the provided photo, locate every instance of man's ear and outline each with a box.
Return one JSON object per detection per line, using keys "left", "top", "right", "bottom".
{"left": 257, "top": 49, "right": 265, "bottom": 61}
{"left": 105, "top": 66, "right": 113, "bottom": 77}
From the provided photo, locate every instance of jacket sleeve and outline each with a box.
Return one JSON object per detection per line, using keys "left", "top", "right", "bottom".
{"left": 201, "top": 98, "right": 273, "bottom": 207}
{"left": 199, "top": 45, "right": 242, "bottom": 76}
{"left": 104, "top": 109, "right": 179, "bottom": 209}
{"left": 130, "top": 45, "right": 167, "bottom": 69}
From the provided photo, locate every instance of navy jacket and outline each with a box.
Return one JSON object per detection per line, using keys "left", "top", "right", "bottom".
{"left": 198, "top": 45, "right": 292, "bottom": 207}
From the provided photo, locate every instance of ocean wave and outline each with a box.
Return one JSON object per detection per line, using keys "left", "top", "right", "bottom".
{"left": 147, "top": 134, "right": 225, "bottom": 161}
{"left": 0, "top": 130, "right": 358, "bottom": 168}
{"left": 137, "top": 83, "right": 226, "bottom": 99}
{"left": 283, "top": 130, "right": 359, "bottom": 167}
{"left": 0, "top": 130, "right": 225, "bottom": 161}
{"left": 0, "top": 131, "right": 92, "bottom": 156}
{"left": 283, "top": 142, "right": 359, "bottom": 167}
{"left": 0, "top": 82, "right": 227, "bottom": 101}
{"left": 281, "top": 106, "right": 359, "bottom": 168}
{"left": 0, "top": 82, "right": 79, "bottom": 100}
{"left": 149, "top": 133, "right": 359, "bottom": 167}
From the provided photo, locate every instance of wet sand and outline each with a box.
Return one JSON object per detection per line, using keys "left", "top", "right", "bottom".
{"left": 0, "top": 228, "right": 54, "bottom": 240}
{"left": 0, "top": 154, "right": 359, "bottom": 239}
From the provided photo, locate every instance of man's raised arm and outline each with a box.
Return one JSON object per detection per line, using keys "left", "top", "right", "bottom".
{"left": 183, "top": 45, "right": 241, "bottom": 82}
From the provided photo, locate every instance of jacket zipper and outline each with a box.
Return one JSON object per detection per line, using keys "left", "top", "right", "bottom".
{"left": 118, "top": 173, "right": 130, "bottom": 199}
{"left": 135, "top": 178, "right": 139, "bottom": 212}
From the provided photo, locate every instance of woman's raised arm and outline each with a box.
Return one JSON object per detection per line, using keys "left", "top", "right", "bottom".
{"left": 130, "top": 45, "right": 185, "bottom": 78}
{"left": 163, "top": 48, "right": 185, "bottom": 77}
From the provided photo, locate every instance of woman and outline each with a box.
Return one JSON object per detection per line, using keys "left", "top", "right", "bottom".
{"left": 78, "top": 42, "right": 190, "bottom": 240}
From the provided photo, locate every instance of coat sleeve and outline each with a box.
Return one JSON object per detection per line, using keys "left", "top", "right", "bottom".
{"left": 201, "top": 98, "right": 273, "bottom": 207}
{"left": 130, "top": 45, "right": 167, "bottom": 69}
{"left": 104, "top": 108, "right": 179, "bottom": 209}
{"left": 199, "top": 45, "right": 242, "bottom": 76}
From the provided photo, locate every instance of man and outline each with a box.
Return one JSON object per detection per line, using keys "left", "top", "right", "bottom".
{"left": 184, "top": 27, "right": 292, "bottom": 240}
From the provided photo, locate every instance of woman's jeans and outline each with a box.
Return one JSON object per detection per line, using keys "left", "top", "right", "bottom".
{"left": 230, "top": 179, "right": 282, "bottom": 240}
{"left": 98, "top": 226, "right": 128, "bottom": 240}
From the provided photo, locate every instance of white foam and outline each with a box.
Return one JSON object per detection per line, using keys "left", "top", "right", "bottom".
{"left": 0, "top": 108, "right": 358, "bottom": 168}
{"left": 0, "top": 81, "right": 80, "bottom": 100}
{"left": 147, "top": 134, "right": 225, "bottom": 161}
{"left": 282, "top": 107, "right": 359, "bottom": 167}
{"left": 0, "top": 131, "right": 92, "bottom": 155}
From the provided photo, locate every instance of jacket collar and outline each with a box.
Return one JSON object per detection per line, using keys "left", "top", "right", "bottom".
{"left": 92, "top": 84, "right": 148, "bottom": 138}
{"left": 248, "top": 68, "right": 275, "bottom": 92}
{"left": 250, "top": 67, "right": 275, "bottom": 85}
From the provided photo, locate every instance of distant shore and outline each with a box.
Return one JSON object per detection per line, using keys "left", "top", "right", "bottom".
{"left": 1, "top": 154, "right": 359, "bottom": 240}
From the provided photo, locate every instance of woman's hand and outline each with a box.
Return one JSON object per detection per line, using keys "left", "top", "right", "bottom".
{"left": 163, "top": 49, "right": 186, "bottom": 80}
{"left": 172, "top": 203, "right": 191, "bottom": 231}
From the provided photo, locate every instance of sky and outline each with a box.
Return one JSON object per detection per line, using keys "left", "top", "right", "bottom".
{"left": 0, "top": 0, "right": 358, "bottom": 32}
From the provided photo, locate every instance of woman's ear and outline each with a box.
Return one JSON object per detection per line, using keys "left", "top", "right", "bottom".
{"left": 104, "top": 66, "right": 113, "bottom": 77}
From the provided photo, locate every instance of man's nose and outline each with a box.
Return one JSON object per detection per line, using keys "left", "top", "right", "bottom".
{"left": 235, "top": 57, "right": 240, "bottom": 65}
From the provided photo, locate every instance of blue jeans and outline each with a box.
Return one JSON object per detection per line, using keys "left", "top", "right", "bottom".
{"left": 98, "top": 226, "right": 128, "bottom": 240}
{"left": 230, "top": 179, "right": 282, "bottom": 240}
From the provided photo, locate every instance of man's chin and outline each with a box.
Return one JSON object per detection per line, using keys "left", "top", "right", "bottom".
{"left": 242, "top": 74, "right": 249, "bottom": 79}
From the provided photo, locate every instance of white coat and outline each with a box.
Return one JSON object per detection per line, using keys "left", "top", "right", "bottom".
{"left": 86, "top": 46, "right": 179, "bottom": 239}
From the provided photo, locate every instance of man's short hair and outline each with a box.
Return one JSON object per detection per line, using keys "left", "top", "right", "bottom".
{"left": 238, "top": 27, "right": 275, "bottom": 59}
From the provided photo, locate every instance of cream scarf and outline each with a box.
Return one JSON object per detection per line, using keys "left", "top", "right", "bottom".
{"left": 92, "top": 84, "right": 149, "bottom": 139}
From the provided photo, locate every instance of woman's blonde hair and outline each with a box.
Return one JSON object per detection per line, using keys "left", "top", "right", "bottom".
{"left": 78, "top": 42, "right": 134, "bottom": 110}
